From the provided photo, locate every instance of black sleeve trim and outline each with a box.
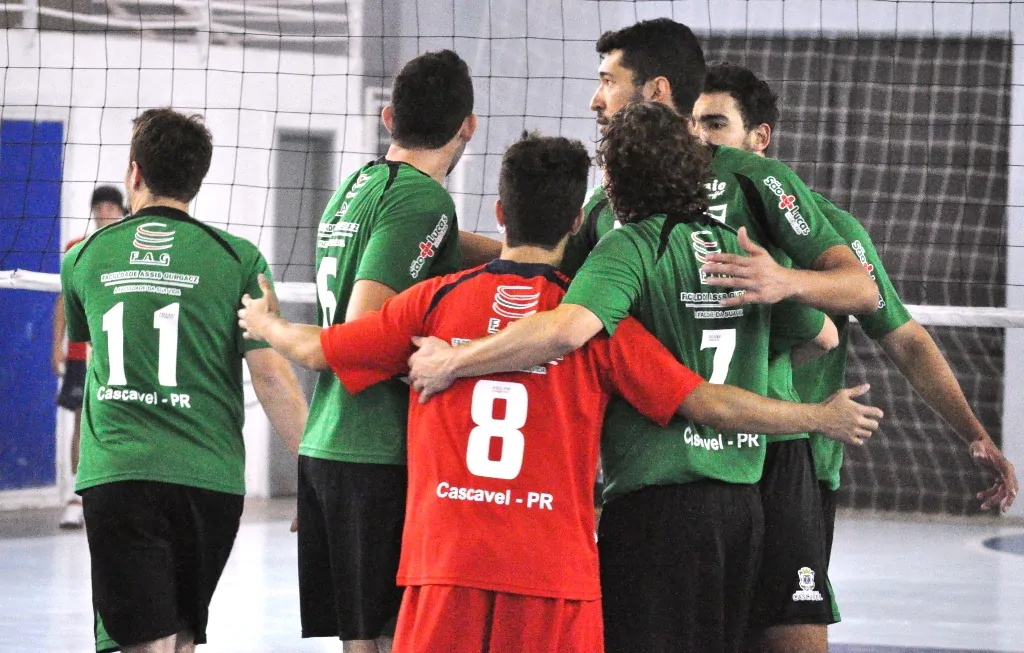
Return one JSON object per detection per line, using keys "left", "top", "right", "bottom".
{"left": 656, "top": 211, "right": 732, "bottom": 263}
{"left": 735, "top": 174, "right": 781, "bottom": 250}
{"left": 423, "top": 267, "right": 490, "bottom": 323}
{"left": 584, "top": 198, "right": 608, "bottom": 250}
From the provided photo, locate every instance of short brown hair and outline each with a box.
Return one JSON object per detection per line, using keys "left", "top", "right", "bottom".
{"left": 391, "top": 50, "right": 474, "bottom": 149}
{"left": 130, "top": 108, "right": 213, "bottom": 202}
{"left": 499, "top": 133, "right": 591, "bottom": 250}
{"left": 598, "top": 102, "right": 710, "bottom": 224}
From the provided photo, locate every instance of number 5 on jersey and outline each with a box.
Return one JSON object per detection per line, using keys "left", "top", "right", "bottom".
{"left": 466, "top": 380, "right": 527, "bottom": 480}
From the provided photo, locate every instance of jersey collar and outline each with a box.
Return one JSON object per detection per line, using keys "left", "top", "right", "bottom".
{"left": 486, "top": 259, "right": 570, "bottom": 290}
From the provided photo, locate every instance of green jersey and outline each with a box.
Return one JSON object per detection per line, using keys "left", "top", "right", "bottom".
{"left": 61, "top": 207, "right": 273, "bottom": 495}
{"left": 564, "top": 146, "right": 849, "bottom": 445}
{"left": 787, "top": 193, "right": 912, "bottom": 489}
{"left": 301, "top": 159, "right": 461, "bottom": 464}
{"left": 564, "top": 214, "right": 771, "bottom": 500}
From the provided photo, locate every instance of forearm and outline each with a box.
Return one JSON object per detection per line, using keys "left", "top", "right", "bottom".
{"left": 786, "top": 265, "right": 877, "bottom": 315}
{"left": 681, "top": 383, "right": 824, "bottom": 435}
{"left": 449, "top": 305, "right": 592, "bottom": 379}
{"left": 260, "top": 317, "right": 329, "bottom": 371}
{"left": 249, "top": 357, "right": 308, "bottom": 453}
{"left": 52, "top": 295, "right": 66, "bottom": 350}
{"left": 880, "top": 321, "right": 988, "bottom": 443}
{"left": 459, "top": 230, "right": 502, "bottom": 268}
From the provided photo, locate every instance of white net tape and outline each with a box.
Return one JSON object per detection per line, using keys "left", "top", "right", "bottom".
{"left": 2, "top": 269, "right": 1022, "bottom": 328}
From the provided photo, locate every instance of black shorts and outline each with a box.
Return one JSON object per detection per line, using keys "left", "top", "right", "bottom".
{"left": 297, "top": 455, "right": 406, "bottom": 640}
{"left": 751, "top": 439, "right": 839, "bottom": 630}
{"left": 820, "top": 482, "right": 838, "bottom": 567}
{"left": 56, "top": 359, "right": 86, "bottom": 410}
{"left": 598, "top": 481, "right": 763, "bottom": 653}
{"left": 81, "top": 480, "right": 244, "bottom": 652}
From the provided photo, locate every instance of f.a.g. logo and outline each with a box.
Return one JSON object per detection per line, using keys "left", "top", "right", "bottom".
{"left": 130, "top": 222, "right": 175, "bottom": 266}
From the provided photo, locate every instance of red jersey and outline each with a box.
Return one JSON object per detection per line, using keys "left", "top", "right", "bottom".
{"left": 64, "top": 236, "right": 88, "bottom": 361}
{"left": 321, "top": 259, "right": 703, "bottom": 600}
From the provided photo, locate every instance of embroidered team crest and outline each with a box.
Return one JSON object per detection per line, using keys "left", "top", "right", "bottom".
{"left": 792, "top": 567, "right": 823, "bottom": 601}
{"left": 130, "top": 222, "right": 175, "bottom": 266}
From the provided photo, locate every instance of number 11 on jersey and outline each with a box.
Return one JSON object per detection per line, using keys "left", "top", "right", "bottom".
{"left": 102, "top": 301, "right": 181, "bottom": 387}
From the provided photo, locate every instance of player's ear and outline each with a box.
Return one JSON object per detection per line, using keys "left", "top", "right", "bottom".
{"left": 647, "top": 76, "right": 673, "bottom": 107}
{"left": 460, "top": 114, "right": 478, "bottom": 142}
{"left": 570, "top": 208, "right": 584, "bottom": 235}
{"left": 125, "top": 161, "right": 142, "bottom": 192}
{"left": 494, "top": 200, "right": 507, "bottom": 235}
{"left": 753, "top": 123, "right": 772, "bottom": 154}
{"left": 494, "top": 199, "right": 505, "bottom": 226}
{"left": 381, "top": 105, "right": 395, "bottom": 135}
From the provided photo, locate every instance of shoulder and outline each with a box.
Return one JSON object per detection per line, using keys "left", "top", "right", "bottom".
{"left": 712, "top": 145, "right": 801, "bottom": 184}
{"left": 389, "top": 165, "right": 455, "bottom": 211}
{"left": 583, "top": 184, "right": 607, "bottom": 210}
{"left": 203, "top": 224, "right": 265, "bottom": 266}
{"left": 811, "top": 193, "right": 871, "bottom": 240}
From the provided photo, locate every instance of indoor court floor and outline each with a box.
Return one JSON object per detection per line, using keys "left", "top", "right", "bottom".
{"left": 2, "top": 499, "right": 1021, "bottom": 653}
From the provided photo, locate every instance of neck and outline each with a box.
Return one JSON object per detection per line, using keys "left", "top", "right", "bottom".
{"left": 130, "top": 190, "right": 191, "bottom": 216}
{"left": 500, "top": 241, "right": 565, "bottom": 268}
{"left": 384, "top": 144, "right": 452, "bottom": 185}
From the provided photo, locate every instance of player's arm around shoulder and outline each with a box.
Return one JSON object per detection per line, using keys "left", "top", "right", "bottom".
{"left": 702, "top": 157, "right": 878, "bottom": 314}
{"left": 680, "top": 380, "right": 882, "bottom": 447}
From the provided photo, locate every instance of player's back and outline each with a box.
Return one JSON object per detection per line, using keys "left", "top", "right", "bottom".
{"left": 580, "top": 214, "right": 771, "bottom": 500}
{"left": 303, "top": 159, "right": 461, "bottom": 465}
{"left": 397, "top": 260, "right": 682, "bottom": 601}
{"left": 61, "top": 206, "right": 270, "bottom": 495}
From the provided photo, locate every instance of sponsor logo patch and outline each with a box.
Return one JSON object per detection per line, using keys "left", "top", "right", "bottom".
{"left": 706, "top": 178, "right": 727, "bottom": 200}
{"left": 851, "top": 240, "right": 886, "bottom": 309}
{"left": 762, "top": 176, "right": 811, "bottom": 236}
{"left": 130, "top": 222, "right": 175, "bottom": 266}
{"left": 692, "top": 230, "right": 727, "bottom": 285}
{"left": 409, "top": 214, "right": 450, "bottom": 278}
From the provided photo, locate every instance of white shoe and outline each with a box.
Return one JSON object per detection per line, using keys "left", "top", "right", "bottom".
{"left": 59, "top": 501, "right": 84, "bottom": 529}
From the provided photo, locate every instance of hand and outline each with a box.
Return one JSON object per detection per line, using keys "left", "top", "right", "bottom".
{"left": 700, "top": 227, "right": 794, "bottom": 306}
{"left": 971, "top": 437, "right": 1018, "bottom": 512}
{"left": 819, "top": 383, "right": 883, "bottom": 446}
{"left": 238, "top": 274, "right": 280, "bottom": 341}
{"left": 290, "top": 515, "right": 299, "bottom": 533}
{"left": 408, "top": 336, "right": 457, "bottom": 403}
{"left": 51, "top": 346, "right": 65, "bottom": 376}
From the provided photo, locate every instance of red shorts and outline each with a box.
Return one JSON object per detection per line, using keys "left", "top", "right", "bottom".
{"left": 392, "top": 585, "right": 603, "bottom": 653}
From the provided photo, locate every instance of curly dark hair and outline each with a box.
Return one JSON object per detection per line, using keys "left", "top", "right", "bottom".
{"left": 130, "top": 108, "right": 213, "bottom": 202}
{"left": 597, "top": 103, "right": 710, "bottom": 225}
{"left": 499, "top": 132, "right": 591, "bottom": 249}
{"left": 391, "top": 50, "right": 474, "bottom": 149}
{"left": 704, "top": 61, "right": 779, "bottom": 131}
{"left": 596, "top": 18, "right": 706, "bottom": 115}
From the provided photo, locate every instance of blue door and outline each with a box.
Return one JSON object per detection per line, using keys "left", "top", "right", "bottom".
{"left": 0, "top": 120, "right": 64, "bottom": 490}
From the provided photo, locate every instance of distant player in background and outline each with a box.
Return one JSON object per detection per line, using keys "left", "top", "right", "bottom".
{"left": 62, "top": 108, "right": 307, "bottom": 653}
{"left": 51, "top": 185, "right": 126, "bottom": 529}
{"left": 693, "top": 61, "right": 1019, "bottom": 653}
{"left": 296, "top": 50, "right": 474, "bottom": 653}
{"left": 238, "top": 130, "right": 882, "bottom": 653}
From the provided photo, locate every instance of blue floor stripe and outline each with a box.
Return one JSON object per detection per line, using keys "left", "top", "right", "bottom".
{"left": 983, "top": 533, "right": 1024, "bottom": 556}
